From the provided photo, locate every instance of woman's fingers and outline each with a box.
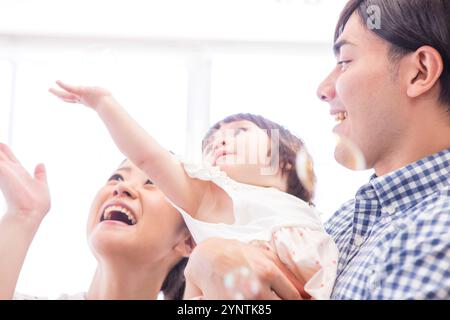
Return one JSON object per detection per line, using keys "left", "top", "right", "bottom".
{"left": 0, "top": 143, "right": 21, "bottom": 164}
{"left": 0, "top": 143, "right": 8, "bottom": 161}
{"left": 48, "top": 88, "right": 79, "bottom": 103}
{"left": 34, "top": 163, "right": 47, "bottom": 185}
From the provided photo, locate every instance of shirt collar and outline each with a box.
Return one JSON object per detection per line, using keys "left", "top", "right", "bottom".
{"left": 369, "top": 148, "right": 450, "bottom": 212}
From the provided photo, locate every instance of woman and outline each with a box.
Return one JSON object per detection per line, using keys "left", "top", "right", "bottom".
{"left": 0, "top": 143, "right": 193, "bottom": 300}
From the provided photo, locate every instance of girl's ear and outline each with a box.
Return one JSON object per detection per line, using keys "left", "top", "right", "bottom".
{"left": 173, "top": 231, "right": 196, "bottom": 258}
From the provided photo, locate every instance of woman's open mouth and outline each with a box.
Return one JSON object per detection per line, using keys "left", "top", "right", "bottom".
{"left": 100, "top": 203, "right": 137, "bottom": 226}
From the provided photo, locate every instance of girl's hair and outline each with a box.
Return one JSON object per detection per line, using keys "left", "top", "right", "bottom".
{"left": 336, "top": 0, "right": 450, "bottom": 110}
{"left": 203, "top": 113, "right": 316, "bottom": 204}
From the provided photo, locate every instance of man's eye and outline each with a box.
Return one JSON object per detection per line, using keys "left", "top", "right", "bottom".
{"left": 108, "top": 174, "right": 124, "bottom": 182}
{"left": 337, "top": 60, "right": 351, "bottom": 71}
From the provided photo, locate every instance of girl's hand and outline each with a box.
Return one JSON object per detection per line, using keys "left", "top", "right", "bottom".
{"left": 0, "top": 143, "right": 50, "bottom": 224}
{"left": 49, "top": 80, "right": 112, "bottom": 110}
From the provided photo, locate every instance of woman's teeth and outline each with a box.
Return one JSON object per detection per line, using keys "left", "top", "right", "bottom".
{"left": 103, "top": 205, "right": 136, "bottom": 225}
{"left": 335, "top": 111, "right": 348, "bottom": 123}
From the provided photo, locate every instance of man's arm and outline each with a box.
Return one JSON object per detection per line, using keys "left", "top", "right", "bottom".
{"left": 184, "top": 238, "right": 304, "bottom": 300}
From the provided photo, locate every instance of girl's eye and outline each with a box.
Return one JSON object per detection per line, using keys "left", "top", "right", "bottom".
{"left": 108, "top": 173, "right": 124, "bottom": 182}
{"left": 234, "top": 127, "right": 248, "bottom": 136}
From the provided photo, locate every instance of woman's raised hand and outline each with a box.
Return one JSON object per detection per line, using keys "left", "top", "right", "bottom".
{"left": 49, "top": 80, "right": 112, "bottom": 110}
{"left": 0, "top": 143, "right": 50, "bottom": 224}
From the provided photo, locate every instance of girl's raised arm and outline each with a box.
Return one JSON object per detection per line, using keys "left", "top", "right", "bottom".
{"left": 50, "top": 81, "right": 209, "bottom": 216}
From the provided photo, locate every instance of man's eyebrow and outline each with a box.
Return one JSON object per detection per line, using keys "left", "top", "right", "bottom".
{"left": 333, "top": 39, "right": 355, "bottom": 56}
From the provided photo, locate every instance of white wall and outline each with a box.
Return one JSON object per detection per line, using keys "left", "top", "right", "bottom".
{"left": 0, "top": 0, "right": 373, "bottom": 298}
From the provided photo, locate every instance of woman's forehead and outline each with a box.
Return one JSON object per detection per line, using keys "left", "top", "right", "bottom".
{"left": 116, "top": 160, "right": 147, "bottom": 179}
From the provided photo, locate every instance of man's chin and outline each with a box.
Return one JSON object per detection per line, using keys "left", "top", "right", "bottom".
{"left": 334, "top": 143, "right": 367, "bottom": 171}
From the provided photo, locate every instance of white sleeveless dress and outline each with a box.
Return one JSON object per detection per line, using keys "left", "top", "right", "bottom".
{"left": 169, "top": 161, "right": 339, "bottom": 299}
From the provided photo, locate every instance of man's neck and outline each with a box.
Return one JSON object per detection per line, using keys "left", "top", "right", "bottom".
{"left": 374, "top": 108, "right": 450, "bottom": 176}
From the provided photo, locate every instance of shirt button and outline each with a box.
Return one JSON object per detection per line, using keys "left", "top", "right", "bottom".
{"left": 385, "top": 205, "right": 396, "bottom": 215}
{"left": 354, "top": 235, "right": 365, "bottom": 247}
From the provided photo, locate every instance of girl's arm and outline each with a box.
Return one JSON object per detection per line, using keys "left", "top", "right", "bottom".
{"left": 49, "top": 81, "right": 209, "bottom": 216}
{"left": 0, "top": 144, "right": 50, "bottom": 299}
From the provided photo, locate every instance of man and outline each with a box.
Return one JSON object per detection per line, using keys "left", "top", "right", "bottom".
{"left": 185, "top": 0, "right": 450, "bottom": 299}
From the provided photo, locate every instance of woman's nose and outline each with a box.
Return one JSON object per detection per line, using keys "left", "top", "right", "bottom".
{"left": 112, "top": 183, "right": 138, "bottom": 199}
{"left": 316, "top": 72, "right": 336, "bottom": 102}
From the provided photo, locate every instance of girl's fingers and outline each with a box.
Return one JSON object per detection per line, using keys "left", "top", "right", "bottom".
{"left": 49, "top": 88, "right": 79, "bottom": 102}
{"left": 56, "top": 80, "right": 81, "bottom": 94}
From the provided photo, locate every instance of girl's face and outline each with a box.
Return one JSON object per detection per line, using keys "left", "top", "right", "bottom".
{"left": 87, "top": 160, "right": 189, "bottom": 265}
{"left": 203, "top": 120, "right": 286, "bottom": 189}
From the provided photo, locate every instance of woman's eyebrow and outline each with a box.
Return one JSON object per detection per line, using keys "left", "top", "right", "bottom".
{"left": 116, "top": 166, "right": 132, "bottom": 173}
{"left": 333, "top": 39, "right": 355, "bottom": 56}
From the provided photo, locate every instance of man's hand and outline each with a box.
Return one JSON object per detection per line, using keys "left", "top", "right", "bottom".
{"left": 185, "top": 238, "right": 305, "bottom": 300}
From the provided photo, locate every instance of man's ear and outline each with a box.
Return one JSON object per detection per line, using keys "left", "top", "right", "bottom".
{"left": 405, "top": 46, "right": 444, "bottom": 99}
{"left": 173, "top": 230, "right": 196, "bottom": 258}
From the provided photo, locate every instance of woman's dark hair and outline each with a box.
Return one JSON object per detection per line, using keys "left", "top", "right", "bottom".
{"left": 160, "top": 257, "right": 188, "bottom": 300}
{"left": 203, "top": 113, "right": 316, "bottom": 204}
{"left": 336, "top": 0, "right": 450, "bottom": 110}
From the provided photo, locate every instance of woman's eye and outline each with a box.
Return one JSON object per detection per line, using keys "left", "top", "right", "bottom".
{"left": 108, "top": 173, "right": 124, "bottom": 182}
{"left": 145, "top": 179, "right": 153, "bottom": 185}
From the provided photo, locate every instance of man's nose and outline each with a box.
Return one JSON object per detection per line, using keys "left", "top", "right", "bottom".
{"left": 316, "top": 72, "right": 337, "bottom": 102}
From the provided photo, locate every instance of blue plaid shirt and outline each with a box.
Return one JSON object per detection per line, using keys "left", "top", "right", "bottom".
{"left": 325, "top": 148, "right": 450, "bottom": 299}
